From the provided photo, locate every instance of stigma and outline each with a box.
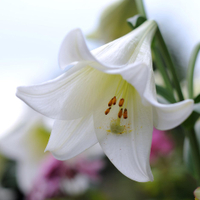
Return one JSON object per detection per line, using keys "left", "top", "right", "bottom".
{"left": 110, "top": 119, "right": 125, "bottom": 134}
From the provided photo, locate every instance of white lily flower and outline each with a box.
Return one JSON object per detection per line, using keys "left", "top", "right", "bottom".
{"left": 16, "top": 20, "right": 193, "bottom": 182}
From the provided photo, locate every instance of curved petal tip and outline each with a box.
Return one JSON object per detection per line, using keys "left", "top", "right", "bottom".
{"left": 58, "top": 28, "right": 95, "bottom": 70}
{"left": 153, "top": 99, "right": 194, "bottom": 130}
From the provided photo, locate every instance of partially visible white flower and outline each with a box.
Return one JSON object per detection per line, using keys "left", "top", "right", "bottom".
{"left": 194, "top": 187, "right": 200, "bottom": 200}
{"left": 0, "top": 110, "right": 51, "bottom": 193}
{"left": 0, "top": 186, "right": 15, "bottom": 200}
{"left": 16, "top": 20, "right": 194, "bottom": 182}
{"left": 27, "top": 154, "right": 104, "bottom": 200}
{"left": 0, "top": 109, "right": 104, "bottom": 197}
{"left": 62, "top": 174, "right": 89, "bottom": 196}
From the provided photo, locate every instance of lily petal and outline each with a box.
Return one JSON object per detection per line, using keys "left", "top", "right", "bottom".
{"left": 143, "top": 74, "right": 194, "bottom": 130}
{"left": 93, "top": 80, "right": 154, "bottom": 182}
{"left": 59, "top": 29, "right": 97, "bottom": 70}
{"left": 151, "top": 99, "right": 193, "bottom": 130}
{"left": 17, "top": 161, "right": 40, "bottom": 193}
{"left": 17, "top": 64, "right": 110, "bottom": 120}
{"left": 59, "top": 20, "right": 157, "bottom": 72}
{"left": 58, "top": 20, "right": 157, "bottom": 107}
{"left": 45, "top": 114, "right": 98, "bottom": 160}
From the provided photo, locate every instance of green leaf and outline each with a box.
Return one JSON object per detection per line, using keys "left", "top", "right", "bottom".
{"left": 184, "top": 137, "right": 194, "bottom": 176}
{"left": 184, "top": 121, "right": 200, "bottom": 178}
{"left": 195, "top": 93, "right": 200, "bottom": 103}
{"left": 127, "top": 15, "right": 146, "bottom": 30}
{"left": 155, "top": 29, "right": 184, "bottom": 101}
{"left": 182, "top": 111, "right": 199, "bottom": 130}
{"left": 156, "top": 85, "right": 176, "bottom": 103}
{"left": 153, "top": 46, "right": 174, "bottom": 96}
{"left": 192, "top": 94, "right": 200, "bottom": 114}
{"left": 182, "top": 93, "right": 200, "bottom": 128}
{"left": 187, "top": 43, "right": 200, "bottom": 99}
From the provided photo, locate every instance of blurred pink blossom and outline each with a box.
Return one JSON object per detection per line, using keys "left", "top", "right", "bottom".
{"left": 26, "top": 155, "right": 104, "bottom": 200}
{"left": 150, "top": 128, "right": 174, "bottom": 163}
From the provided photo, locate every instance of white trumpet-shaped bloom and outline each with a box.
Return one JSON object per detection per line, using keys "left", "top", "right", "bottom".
{"left": 16, "top": 20, "right": 193, "bottom": 182}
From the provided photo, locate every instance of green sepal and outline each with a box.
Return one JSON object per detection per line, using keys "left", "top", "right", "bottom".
{"left": 127, "top": 15, "right": 146, "bottom": 30}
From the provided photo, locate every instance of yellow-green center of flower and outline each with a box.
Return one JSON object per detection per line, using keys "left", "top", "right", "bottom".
{"left": 104, "top": 78, "right": 131, "bottom": 134}
{"left": 110, "top": 118, "right": 125, "bottom": 134}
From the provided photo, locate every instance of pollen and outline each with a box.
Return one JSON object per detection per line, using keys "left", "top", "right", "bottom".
{"left": 105, "top": 107, "right": 111, "bottom": 115}
{"left": 123, "top": 108, "right": 128, "bottom": 119}
{"left": 118, "top": 98, "right": 124, "bottom": 107}
{"left": 112, "top": 96, "right": 117, "bottom": 105}
{"left": 118, "top": 108, "right": 123, "bottom": 118}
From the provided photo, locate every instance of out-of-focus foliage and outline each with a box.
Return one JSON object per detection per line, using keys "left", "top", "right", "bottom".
{"left": 45, "top": 131, "right": 196, "bottom": 200}
{"left": 88, "top": 0, "right": 138, "bottom": 43}
{"left": 184, "top": 119, "right": 200, "bottom": 178}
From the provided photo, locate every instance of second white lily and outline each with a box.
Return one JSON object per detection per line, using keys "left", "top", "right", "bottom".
{"left": 17, "top": 20, "right": 193, "bottom": 182}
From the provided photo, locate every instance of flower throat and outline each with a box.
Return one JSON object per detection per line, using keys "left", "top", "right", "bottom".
{"left": 105, "top": 77, "right": 129, "bottom": 119}
{"left": 103, "top": 78, "right": 131, "bottom": 134}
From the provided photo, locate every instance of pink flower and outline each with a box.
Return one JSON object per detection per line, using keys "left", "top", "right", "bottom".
{"left": 26, "top": 155, "right": 104, "bottom": 200}
{"left": 150, "top": 128, "right": 174, "bottom": 163}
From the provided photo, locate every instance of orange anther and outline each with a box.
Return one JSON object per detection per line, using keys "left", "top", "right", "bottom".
{"left": 123, "top": 108, "right": 128, "bottom": 119}
{"left": 112, "top": 96, "right": 117, "bottom": 105}
{"left": 105, "top": 107, "right": 111, "bottom": 115}
{"left": 119, "top": 98, "right": 124, "bottom": 107}
{"left": 118, "top": 108, "right": 123, "bottom": 118}
{"left": 108, "top": 98, "right": 113, "bottom": 107}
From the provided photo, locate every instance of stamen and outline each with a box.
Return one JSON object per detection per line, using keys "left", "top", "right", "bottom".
{"left": 119, "top": 98, "right": 124, "bottom": 107}
{"left": 123, "top": 108, "right": 128, "bottom": 119}
{"left": 108, "top": 98, "right": 113, "bottom": 107}
{"left": 105, "top": 107, "right": 111, "bottom": 115}
{"left": 118, "top": 108, "right": 123, "bottom": 118}
{"left": 112, "top": 96, "right": 116, "bottom": 105}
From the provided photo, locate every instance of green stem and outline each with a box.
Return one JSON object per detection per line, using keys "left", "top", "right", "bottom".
{"left": 187, "top": 43, "right": 200, "bottom": 99}
{"left": 155, "top": 29, "right": 184, "bottom": 101}
{"left": 153, "top": 46, "right": 174, "bottom": 97}
{"left": 184, "top": 128, "right": 200, "bottom": 185}
{"left": 135, "top": 0, "right": 146, "bottom": 17}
